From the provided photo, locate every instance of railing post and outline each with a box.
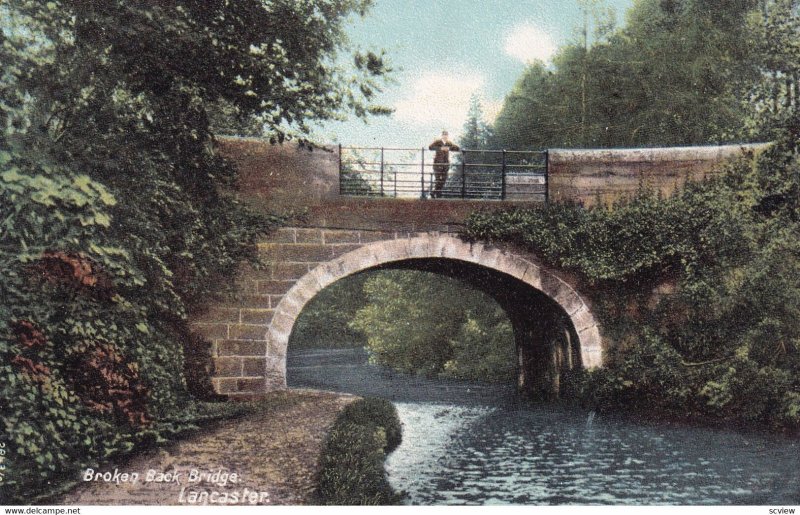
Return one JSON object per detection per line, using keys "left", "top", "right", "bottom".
{"left": 420, "top": 147, "right": 426, "bottom": 199}
{"left": 338, "top": 143, "right": 343, "bottom": 195}
{"left": 461, "top": 150, "right": 467, "bottom": 199}
{"left": 501, "top": 149, "right": 507, "bottom": 200}
{"left": 544, "top": 149, "right": 549, "bottom": 204}
{"left": 380, "top": 147, "right": 385, "bottom": 197}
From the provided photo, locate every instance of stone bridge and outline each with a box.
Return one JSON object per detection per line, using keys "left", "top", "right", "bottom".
{"left": 189, "top": 138, "right": 760, "bottom": 398}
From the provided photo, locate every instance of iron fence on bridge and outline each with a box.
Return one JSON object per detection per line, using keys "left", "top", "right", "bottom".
{"left": 338, "top": 146, "right": 548, "bottom": 202}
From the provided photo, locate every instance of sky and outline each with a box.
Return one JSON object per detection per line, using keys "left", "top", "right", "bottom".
{"left": 313, "top": 0, "right": 635, "bottom": 148}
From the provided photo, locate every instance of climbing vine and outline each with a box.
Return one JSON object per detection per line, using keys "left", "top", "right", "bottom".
{"left": 464, "top": 144, "right": 800, "bottom": 432}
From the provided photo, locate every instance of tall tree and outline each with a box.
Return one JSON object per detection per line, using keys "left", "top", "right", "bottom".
{"left": 492, "top": 0, "right": 760, "bottom": 149}
{"left": 459, "top": 93, "right": 492, "bottom": 150}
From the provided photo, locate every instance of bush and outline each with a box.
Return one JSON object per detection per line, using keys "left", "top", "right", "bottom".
{"left": 337, "top": 397, "right": 402, "bottom": 452}
{"left": 463, "top": 146, "right": 800, "bottom": 433}
{"left": 350, "top": 270, "right": 517, "bottom": 381}
{"left": 316, "top": 398, "right": 403, "bottom": 505}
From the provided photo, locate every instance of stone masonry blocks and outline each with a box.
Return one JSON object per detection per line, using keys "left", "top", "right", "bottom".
{"left": 294, "top": 228, "right": 324, "bottom": 243}
{"left": 493, "top": 253, "right": 529, "bottom": 282}
{"left": 328, "top": 243, "right": 365, "bottom": 260}
{"left": 521, "top": 263, "right": 543, "bottom": 290}
{"left": 240, "top": 309, "right": 275, "bottom": 324}
{"left": 270, "top": 228, "right": 297, "bottom": 243}
{"left": 430, "top": 234, "right": 462, "bottom": 258}
{"left": 553, "top": 284, "right": 585, "bottom": 316}
{"left": 370, "top": 238, "right": 411, "bottom": 264}
{"left": 268, "top": 311, "right": 296, "bottom": 342}
{"left": 406, "top": 236, "right": 433, "bottom": 258}
{"left": 270, "top": 263, "right": 309, "bottom": 280}
{"left": 322, "top": 230, "right": 361, "bottom": 244}
{"left": 228, "top": 324, "right": 268, "bottom": 341}
{"left": 358, "top": 231, "right": 396, "bottom": 243}
{"left": 570, "top": 306, "right": 597, "bottom": 334}
{"left": 214, "top": 357, "right": 242, "bottom": 377}
{"left": 207, "top": 227, "right": 606, "bottom": 395}
{"left": 256, "top": 280, "right": 296, "bottom": 295}
{"left": 217, "top": 340, "right": 267, "bottom": 357}
{"left": 259, "top": 243, "right": 331, "bottom": 263}
{"left": 578, "top": 325, "right": 603, "bottom": 368}
{"left": 192, "top": 323, "right": 228, "bottom": 341}
{"left": 242, "top": 357, "right": 267, "bottom": 377}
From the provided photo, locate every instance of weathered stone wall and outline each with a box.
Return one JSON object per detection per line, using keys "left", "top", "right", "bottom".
{"left": 548, "top": 144, "right": 766, "bottom": 206}
{"left": 189, "top": 227, "right": 398, "bottom": 395}
{"left": 189, "top": 227, "right": 603, "bottom": 397}
{"left": 221, "top": 138, "right": 764, "bottom": 222}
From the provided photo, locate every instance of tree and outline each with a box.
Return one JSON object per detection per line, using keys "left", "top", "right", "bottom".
{"left": 459, "top": 93, "right": 492, "bottom": 150}
{"left": 491, "top": 0, "right": 760, "bottom": 149}
{"left": 0, "top": 0, "right": 390, "bottom": 501}
{"left": 349, "top": 270, "right": 516, "bottom": 381}
{"left": 744, "top": 0, "right": 800, "bottom": 143}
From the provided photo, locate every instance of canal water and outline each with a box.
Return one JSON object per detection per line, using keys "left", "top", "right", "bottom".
{"left": 287, "top": 347, "right": 800, "bottom": 505}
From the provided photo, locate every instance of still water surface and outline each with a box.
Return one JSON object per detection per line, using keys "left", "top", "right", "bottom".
{"left": 288, "top": 347, "right": 799, "bottom": 505}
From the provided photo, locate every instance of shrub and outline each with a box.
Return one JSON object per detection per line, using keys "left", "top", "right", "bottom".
{"left": 316, "top": 398, "right": 403, "bottom": 505}
{"left": 337, "top": 397, "right": 402, "bottom": 452}
{"left": 463, "top": 147, "right": 800, "bottom": 433}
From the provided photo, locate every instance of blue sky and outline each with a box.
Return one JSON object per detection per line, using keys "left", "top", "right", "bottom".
{"left": 313, "top": 0, "right": 635, "bottom": 148}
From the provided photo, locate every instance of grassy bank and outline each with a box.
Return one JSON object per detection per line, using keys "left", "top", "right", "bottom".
{"left": 315, "top": 397, "right": 403, "bottom": 505}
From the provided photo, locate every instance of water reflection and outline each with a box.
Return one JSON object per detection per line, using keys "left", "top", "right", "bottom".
{"left": 288, "top": 348, "right": 800, "bottom": 505}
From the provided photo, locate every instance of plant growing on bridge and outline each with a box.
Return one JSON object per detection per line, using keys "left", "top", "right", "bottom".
{"left": 0, "top": 0, "right": 390, "bottom": 502}
{"left": 464, "top": 145, "right": 800, "bottom": 431}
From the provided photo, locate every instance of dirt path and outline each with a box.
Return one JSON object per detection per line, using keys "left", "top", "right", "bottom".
{"left": 57, "top": 389, "right": 355, "bottom": 506}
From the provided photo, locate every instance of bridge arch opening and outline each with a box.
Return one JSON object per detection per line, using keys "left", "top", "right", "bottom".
{"left": 266, "top": 234, "right": 603, "bottom": 397}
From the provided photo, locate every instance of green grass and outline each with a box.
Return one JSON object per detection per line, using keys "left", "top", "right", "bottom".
{"left": 315, "top": 397, "right": 403, "bottom": 505}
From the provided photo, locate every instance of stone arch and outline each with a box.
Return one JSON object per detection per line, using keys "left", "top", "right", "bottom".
{"left": 266, "top": 234, "right": 603, "bottom": 387}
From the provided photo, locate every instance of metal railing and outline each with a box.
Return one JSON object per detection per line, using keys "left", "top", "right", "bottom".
{"left": 338, "top": 146, "right": 548, "bottom": 202}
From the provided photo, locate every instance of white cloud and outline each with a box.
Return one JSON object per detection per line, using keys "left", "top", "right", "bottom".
{"left": 393, "top": 70, "right": 486, "bottom": 139}
{"left": 503, "top": 23, "right": 558, "bottom": 64}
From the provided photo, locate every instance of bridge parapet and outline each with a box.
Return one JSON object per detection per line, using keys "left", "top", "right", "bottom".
{"left": 221, "top": 137, "right": 764, "bottom": 230}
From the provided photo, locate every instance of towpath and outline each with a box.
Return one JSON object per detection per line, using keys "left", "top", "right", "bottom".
{"left": 57, "top": 390, "right": 354, "bottom": 506}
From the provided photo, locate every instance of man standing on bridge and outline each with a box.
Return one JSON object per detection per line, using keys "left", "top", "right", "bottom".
{"left": 428, "top": 130, "right": 460, "bottom": 198}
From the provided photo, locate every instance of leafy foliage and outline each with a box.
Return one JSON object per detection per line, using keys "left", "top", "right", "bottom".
{"left": 1, "top": 0, "right": 388, "bottom": 502}
{"left": 316, "top": 398, "right": 402, "bottom": 505}
{"left": 491, "top": 0, "right": 761, "bottom": 149}
{"left": 464, "top": 144, "right": 800, "bottom": 431}
{"left": 337, "top": 397, "right": 403, "bottom": 452}
{"left": 290, "top": 273, "right": 370, "bottom": 349}
{"left": 349, "top": 270, "right": 517, "bottom": 382}
{"left": 291, "top": 269, "right": 517, "bottom": 382}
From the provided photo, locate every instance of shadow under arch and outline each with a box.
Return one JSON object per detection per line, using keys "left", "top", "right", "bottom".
{"left": 266, "top": 234, "right": 603, "bottom": 395}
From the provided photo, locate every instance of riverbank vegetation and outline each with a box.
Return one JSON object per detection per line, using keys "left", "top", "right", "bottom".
{"left": 464, "top": 140, "right": 800, "bottom": 432}
{"left": 316, "top": 398, "right": 403, "bottom": 505}
{"left": 290, "top": 270, "right": 517, "bottom": 382}
{"left": 460, "top": 0, "right": 800, "bottom": 433}
{"left": 0, "top": 0, "right": 389, "bottom": 503}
